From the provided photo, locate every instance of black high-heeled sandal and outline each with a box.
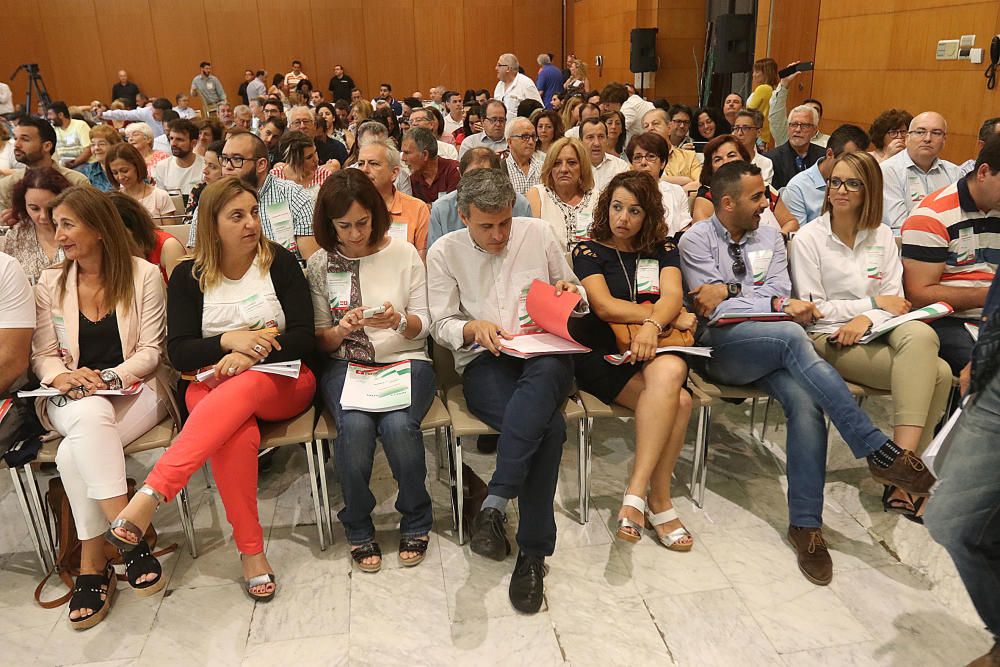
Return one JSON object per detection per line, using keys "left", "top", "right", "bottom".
{"left": 68, "top": 561, "right": 116, "bottom": 631}
{"left": 120, "top": 540, "right": 167, "bottom": 597}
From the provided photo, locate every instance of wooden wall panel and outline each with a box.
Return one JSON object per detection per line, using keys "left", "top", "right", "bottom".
{"left": 362, "top": 1, "right": 418, "bottom": 99}
{"left": 413, "top": 0, "right": 467, "bottom": 95}
{"left": 203, "top": 0, "right": 265, "bottom": 105}
{"left": 36, "top": 0, "right": 106, "bottom": 107}
{"left": 0, "top": 0, "right": 55, "bottom": 113}
{"left": 512, "top": 0, "right": 564, "bottom": 76}
{"left": 95, "top": 1, "right": 164, "bottom": 102}
{"left": 148, "top": 0, "right": 211, "bottom": 106}
{"left": 256, "top": 3, "right": 316, "bottom": 94}
{"left": 310, "top": 0, "right": 368, "bottom": 98}
{"left": 463, "top": 0, "right": 515, "bottom": 94}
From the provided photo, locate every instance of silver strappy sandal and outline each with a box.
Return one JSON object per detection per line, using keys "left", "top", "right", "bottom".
{"left": 645, "top": 506, "right": 693, "bottom": 552}
{"left": 616, "top": 494, "right": 646, "bottom": 544}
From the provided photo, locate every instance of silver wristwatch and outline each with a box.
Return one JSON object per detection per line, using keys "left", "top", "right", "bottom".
{"left": 394, "top": 312, "right": 408, "bottom": 334}
{"left": 100, "top": 369, "right": 123, "bottom": 390}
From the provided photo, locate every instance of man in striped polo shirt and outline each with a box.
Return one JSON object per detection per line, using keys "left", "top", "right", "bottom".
{"left": 901, "top": 135, "right": 1000, "bottom": 376}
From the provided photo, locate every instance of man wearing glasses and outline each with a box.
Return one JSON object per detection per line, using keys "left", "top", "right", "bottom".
{"left": 732, "top": 109, "right": 774, "bottom": 186}
{"left": 186, "top": 132, "right": 318, "bottom": 260}
{"left": 458, "top": 100, "right": 509, "bottom": 158}
{"left": 881, "top": 111, "right": 961, "bottom": 232}
{"left": 502, "top": 118, "right": 544, "bottom": 194}
{"left": 764, "top": 105, "right": 826, "bottom": 189}
{"left": 782, "top": 124, "right": 869, "bottom": 226}
{"left": 493, "top": 53, "right": 542, "bottom": 123}
{"left": 680, "top": 161, "right": 937, "bottom": 586}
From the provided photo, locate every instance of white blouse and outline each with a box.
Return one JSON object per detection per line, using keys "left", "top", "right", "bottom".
{"left": 201, "top": 258, "right": 286, "bottom": 337}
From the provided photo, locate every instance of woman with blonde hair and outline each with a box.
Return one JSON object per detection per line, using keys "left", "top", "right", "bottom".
{"left": 349, "top": 99, "right": 374, "bottom": 134}
{"left": 747, "top": 58, "right": 779, "bottom": 146}
{"left": 32, "top": 186, "right": 172, "bottom": 629}
{"left": 565, "top": 60, "right": 589, "bottom": 96}
{"left": 790, "top": 151, "right": 952, "bottom": 522}
{"left": 106, "top": 176, "right": 316, "bottom": 603}
{"left": 560, "top": 96, "right": 584, "bottom": 136}
{"left": 525, "top": 137, "right": 596, "bottom": 250}
{"left": 123, "top": 122, "right": 169, "bottom": 173}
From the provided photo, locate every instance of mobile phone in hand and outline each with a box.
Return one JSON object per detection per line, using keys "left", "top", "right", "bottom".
{"left": 778, "top": 61, "right": 814, "bottom": 78}
{"left": 362, "top": 305, "right": 386, "bottom": 318}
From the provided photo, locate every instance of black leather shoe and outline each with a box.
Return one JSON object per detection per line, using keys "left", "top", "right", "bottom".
{"left": 509, "top": 552, "right": 547, "bottom": 614}
{"left": 477, "top": 434, "right": 499, "bottom": 454}
{"left": 470, "top": 508, "right": 511, "bottom": 561}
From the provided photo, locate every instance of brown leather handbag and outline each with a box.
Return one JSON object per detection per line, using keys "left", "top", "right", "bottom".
{"left": 609, "top": 308, "right": 696, "bottom": 354}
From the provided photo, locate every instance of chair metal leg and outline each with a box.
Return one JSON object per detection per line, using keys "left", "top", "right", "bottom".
{"left": 176, "top": 486, "right": 198, "bottom": 558}
{"left": 9, "top": 467, "right": 50, "bottom": 573}
{"left": 447, "top": 427, "right": 466, "bottom": 544}
{"left": 201, "top": 463, "right": 213, "bottom": 489}
{"left": 317, "top": 438, "right": 333, "bottom": 540}
{"left": 577, "top": 416, "right": 591, "bottom": 524}
{"left": 690, "top": 402, "right": 712, "bottom": 509}
{"left": 304, "top": 438, "right": 327, "bottom": 551}
{"left": 749, "top": 398, "right": 757, "bottom": 436}
{"left": 436, "top": 427, "right": 447, "bottom": 474}
{"left": 759, "top": 397, "right": 772, "bottom": 442}
{"left": 22, "top": 463, "right": 56, "bottom": 567}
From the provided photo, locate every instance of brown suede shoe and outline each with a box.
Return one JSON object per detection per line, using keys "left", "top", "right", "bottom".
{"left": 968, "top": 640, "right": 1000, "bottom": 667}
{"left": 788, "top": 526, "right": 833, "bottom": 586}
{"left": 869, "top": 450, "right": 936, "bottom": 497}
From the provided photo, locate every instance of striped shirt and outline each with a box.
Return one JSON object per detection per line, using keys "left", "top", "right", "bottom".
{"left": 503, "top": 151, "right": 544, "bottom": 194}
{"left": 901, "top": 177, "right": 1000, "bottom": 318}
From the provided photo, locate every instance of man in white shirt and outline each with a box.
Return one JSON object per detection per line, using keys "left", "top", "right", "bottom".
{"left": 881, "top": 111, "right": 961, "bottom": 232}
{"left": 493, "top": 53, "right": 542, "bottom": 122}
{"left": 564, "top": 102, "right": 600, "bottom": 140}
{"left": 959, "top": 117, "right": 1000, "bottom": 177}
{"left": 732, "top": 109, "right": 774, "bottom": 186}
{"left": 768, "top": 65, "right": 829, "bottom": 148}
{"left": 409, "top": 107, "right": 458, "bottom": 159}
{"left": 284, "top": 61, "right": 308, "bottom": 91}
{"left": 441, "top": 91, "right": 464, "bottom": 138}
{"left": 580, "top": 118, "right": 629, "bottom": 194}
{"left": 599, "top": 82, "right": 653, "bottom": 146}
{"left": 153, "top": 119, "right": 205, "bottom": 196}
{"left": 427, "top": 168, "right": 588, "bottom": 614}
{"left": 172, "top": 94, "right": 198, "bottom": 120}
{"left": 102, "top": 97, "right": 172, "bottom": 137}
{"left": 458, "top": 100, "right": 509, "bottom": 158}
{"left": 0, "top": 253, "right": 34, "bottom": 395}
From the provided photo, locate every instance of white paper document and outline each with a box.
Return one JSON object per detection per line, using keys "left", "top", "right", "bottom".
{"left": 604, "top": 346, "right": 713, "bottom": 365}
{"left": 195, "top": 360, "right": 302, "bottom": 383}
{"left": 499, "top": 333, "right": 590, "bottom": 358}
{"left": 858, "top": 302, "right": 954, "bottom": 344}
{"left": 18, "top": 382, "right": 144, "bottom": 398}
{"left": 341, "top": 361, "right": 412, "bottom": 412}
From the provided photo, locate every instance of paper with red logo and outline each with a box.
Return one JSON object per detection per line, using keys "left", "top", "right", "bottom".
{"left": 500, "top": 280, "right": 590, "bottom": 358}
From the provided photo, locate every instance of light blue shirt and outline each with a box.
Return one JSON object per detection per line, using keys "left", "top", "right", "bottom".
{"left": 880, "top": 149, "right": 960, "bottom": 233}
{"left": 782, "top": 160, "right": 828, "bottom": 225}
{"left": 100, "top": 107, "right": 164, "bottom": 137}
{"left": 428, "top": 190, "right": 531, "bottom": 248}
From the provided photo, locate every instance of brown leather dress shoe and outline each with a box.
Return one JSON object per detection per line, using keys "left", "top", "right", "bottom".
{"left": 787, "top": 526, "right": 833, "bottom": 586}
{"left": 868, "top": 450, "right": 936, "bottom": 497}
{"left": 968, "top": 639, "right": 1000, "bottom": 667}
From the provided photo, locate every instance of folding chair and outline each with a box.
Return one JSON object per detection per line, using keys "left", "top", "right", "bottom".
{"left": 158, "top": 223, "right": 192, "bottom": 248}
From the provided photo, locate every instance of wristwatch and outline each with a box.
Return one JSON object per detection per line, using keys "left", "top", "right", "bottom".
{"left": 100, "top": 369, "right": 123, "bottom": 391}
{"left": 394, "top": 312, "right": 408, "bottom": 335}
{"left": 726, "top": 282, "right": 742, "bottom": 299}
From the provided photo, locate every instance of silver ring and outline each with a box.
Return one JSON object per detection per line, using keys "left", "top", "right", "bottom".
{"left": 253, "top": 344, "right": 264, "bottom": 354}
{"left": 227, "top": 367, "right": 236, "bottom": 375}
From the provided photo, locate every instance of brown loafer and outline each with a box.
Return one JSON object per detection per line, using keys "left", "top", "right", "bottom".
{"left": 869, "top": 450, "right": 936, "bottom": 497}
{"left": 968, "top": 639, "right": 1000, "bottom": 667}
{"left": 787, "top": 526, "right": 832, "bottom": 586}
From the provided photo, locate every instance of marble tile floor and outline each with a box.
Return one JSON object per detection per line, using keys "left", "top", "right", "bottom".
{"left": 0, "top": 395, "right": 992, "bottom": 666}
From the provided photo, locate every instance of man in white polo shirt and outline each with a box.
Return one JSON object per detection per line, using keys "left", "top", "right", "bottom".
{"left": 493, "top": 53, "right": 542, "bottom": 122}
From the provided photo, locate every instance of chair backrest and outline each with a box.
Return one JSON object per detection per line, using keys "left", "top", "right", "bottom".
{"left": 160, "top": 223, "right": 192, "bottom": 247}
{"left": 169, "top": 194, "right": 185, "bottom": 214}
{"left": 431, "top": 340, "right": 462, "bottom": 389}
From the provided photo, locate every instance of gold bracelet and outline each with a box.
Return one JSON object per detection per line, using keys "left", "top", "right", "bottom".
{"left": 641, "top": 317, "right": 664, "bottom": 332}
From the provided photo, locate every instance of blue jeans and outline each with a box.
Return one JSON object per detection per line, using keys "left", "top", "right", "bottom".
{"left": 320, "top": 359, "right": 435, "bottom": 545}
{"left": 929, "top": 317, "right": 974, "bottom": 377}
{"left": 462, "top": 353, "right": 573, "bottom": 557}
{"left": 700, "top": 321, "right": 889, "bottom": 528}
{"left": 925, "top": 371, "right": 1000, "bottom": 637}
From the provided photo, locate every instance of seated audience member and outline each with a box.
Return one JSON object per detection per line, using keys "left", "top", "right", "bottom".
{"left": 356, "top": 139, "right": 430, "bottom": 258}
{"left": 47, "top": 101, "right": 92, "bottom": 169}
{"left": 346, "top": 121, "right": 413, "bottom": 196}
{"left": 260, "top": 117, "right": 286, "bottom": 166}
{"left": 372, "top": 107, "right": 403, "bottom": 148}
{"left": 767, "top": 66, "right": 829, "bottom": 148}
{"left": 101, "top": 97, "right": 172, "bottom": 137}
{"left": 602, "top": 110, "right": 627, "bottom": 158}
{"left": 288, "top": 105, "right": 347, "bottom": 167}
{"left": 107, "top": 176, "right": 316, "bottom": 604}
{"left": 217, "top": 102, "right": 235, "bottom": 128}
{"left": 2, "top": 167, "right": 71, "bottom": 281}
{"left": 152, "top": 110, "right": 180, "bottom": 155}
{"left": 409, "top": 106, "right": 458, "bottom": 160}
{"left": 958, "top": 116, "right": 1000, "bottom": 177}
{"left": 881, "top": 111, "right": 961, "bottom": 232}
{"left": 747, "top": 58, "right": 778, "bottom": 146}
{"left": 692, "top": 107, "right": 732, "bottom": 149}
{"left": 868, "top": 109, "right": 912, "bottom": 164}
{"left": 525, "top": 137, "right": 597, "bottom": 249}
{"left": 901, "top": 135, "right": 1000, "bottom": 377}
{"left": 625, "top": 132, "right": 692, "bottom": 237}
{"left": 107, "top": 143, "right": 176, "bottom": 218}
{"left": 732, "top": 109, "right": 774, "bottom": 186}
{"left": 494, "top": 53, "right": 543, "bottom": 122}
{"left": 782, "top": 124, "right": 869, "bottom": 225}
{"left": 453, "top": 104, "right": 482, "bottom": 147}
{"left": 503, "top": 117, "right": 545, "bottom": 194}
{"left": 153, "top": 119, "right": 205, "bottom": 197}
{"left": 232, "top": 105, "right": 253, "bottom": 131}
{"left": 565, "top": 102, "right": 600, "bottom": 140}
{"left": 186, "top": 140, "right": 225, "bottom": 215}
{"left": 571, "top": 171, "right": 695, "bottom": 550}
{"left": 0, "top": 124, "right": 16, "bottom": 177}
{"left": 441, "top": 91, "right": 465, "bottom": 139}
{"left": 580, "top": 118, "right": 629, "bottom": 193}
{"left": 663, "top": 105, "right": 695, "bottom": 149}
{"left": 108, "top": 191, "right": 185, "bottom": 281}
{"left": 267, "top": 74, "right": 288, "bottom": 105}
{"left": 173, "top": 93, "right": 197, "bottom": 120}
{"left": 459, "top": 100, "right": 509, "bottom": 157}
{"left": 270, "top": 130, "right": 334, "bottom": 195}
{"left": 427, "top": 168, "right": 588, "bottom": 613}
{"left": 187, "top": 133, "right": 318, "bottom": 260}
{"left": 0, "top": 116, "right": 90, "bottom": 214}
{"left": 534, "top": 109, "right": 564, "bottom": 155}
{"left": 0, "top": 251, "right": 34, "bottom": 397}
{"left": 401, "top": 127, "right": 459, "bottom": 205}
{"left": 790, "top": 151, "right": 952, "bottom": 521}
{"left": 348, "top": 100, "right": 374, "bottom": 134}
{"left": 679, "top": 161, "right": 936, "bottom": 585}
{"left": 549, "top": 91, "right": 564, "bottom": 112}
{"left": 691, "top": 135, "right": 797, "bottom": 235}
{"left": 308, "top": 170, "right": 434, "bottom": 572}
{"left": 641, "top": 108, "right": 701, "bottom": 191}
{"left": 193, "top": 117, "right": 224, "bottom": 157}
{"left": 124, "top": 123, "right": 170, "bottom": 174}
{"left": 81, "top": 125, "right": 122, "bottom": 192}
{"left": 598, "top": 82, "right": 653, "bottom": 145}
{"left": 33, "top": 186, "right": 171, "bottom": 629}
{"left": 764, "top": 105, "right": 825, "bottom": 189}
{"left": 428, "top": 147, "right": 532, "bottom": 247}
{"left": 263, "top": 97, "right": 286, "bottom": 122}
{"left": 722, "top": 93, "right": 743, "bottom": 127}
{"left": 560, "top": 96, "right": 583, "bottom": 135}
{"left": 317, "top": 102, "right": 353, "bottom": 152}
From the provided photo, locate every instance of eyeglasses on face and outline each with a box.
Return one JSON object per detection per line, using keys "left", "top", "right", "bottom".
{"left": 220, "top": 154, "right": 255, "bottom": 168}
{"left": 728, "top": 242, "right": 746, "bottom": 277}
{"left": 630, "top": 153, "right": 661, "bottom": 164}
{"left": 788, "top": 122, "right": 816, "bottom": 130}
{"left": 510, "top": 134, "right": 537, "bottom": 142}
{"left": 886, "top": 129, "right": 907, "bottom": 139}
{"left": 908, "top": 129, "right": 946, "bottom": 139}
{"left": 828, "top": 177, "right": 864, "bottom": 192}
{"left": 731, "top": 124, "right": 758, "bottom": 133}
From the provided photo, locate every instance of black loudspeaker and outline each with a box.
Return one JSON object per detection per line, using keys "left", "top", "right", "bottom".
{"left": 630, "top": 28, "right": 659, "bottom": 73}
{"left": 714, "top": 14, "right": 755, "bottom": 73}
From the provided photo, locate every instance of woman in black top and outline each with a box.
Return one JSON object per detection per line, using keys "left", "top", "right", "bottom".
{"left": 106, "top": 177, "right": 316, "bottom": 603}
{"left": 572, "top": 171, "right": 696, "bottom": 552}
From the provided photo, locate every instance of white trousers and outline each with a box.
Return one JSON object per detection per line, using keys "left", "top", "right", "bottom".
{"left": 47, "top": 384, "right": 166, "bottom": 540}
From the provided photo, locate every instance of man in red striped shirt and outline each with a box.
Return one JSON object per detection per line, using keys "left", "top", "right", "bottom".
{"left": 901, "top": 135, "right": 1000, "bottom": 376}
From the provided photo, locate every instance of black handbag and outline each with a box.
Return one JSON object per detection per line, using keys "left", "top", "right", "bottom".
{"left": 0, "top": 394, "right": 45, "bottom": 467}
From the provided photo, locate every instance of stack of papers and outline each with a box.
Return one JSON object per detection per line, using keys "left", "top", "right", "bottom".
{"left": 707, "top": 311, "right": 793, "bottom": 326}
{"left": 604, "top": 346, "right": 712, "bottom": 365}
{"left": 18, "top": 383, "right": 144, "bottom": 398}
{"left": 858, "top": 302, "right": 953, "bottom": 344}
{"left": 341, "top": 361, "right": 412, "bottom": 412}
{"left": 502, "top": 333, "right": 590, "bottom": 358}
{"left": 195, "top": 360, "right": 302, "bottom": 382}
{"left": 500, "top": 280, "right": 591, "bottom": 359}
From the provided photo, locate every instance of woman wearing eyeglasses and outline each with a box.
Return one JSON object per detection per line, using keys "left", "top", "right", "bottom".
{"left": 106, "top": 177, "right": 316, "bottom": 603}
{"left": 525, "top": 137, "right": 597, "bottom": 251}
{"left": 31, "top": 186, "right": 172, "bottom": 629}
{"left": 625, "top": 132, "right": 692, "bottom": 238}
{"left": 789, "top": 151, "right": 952, "bottom": 523}
{"left": 868, "top": 109, "right": 913, "bottom": 163}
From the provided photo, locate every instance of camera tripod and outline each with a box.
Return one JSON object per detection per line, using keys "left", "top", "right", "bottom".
{"left": 10, "top": 63, "right": 51, "bottom": 114}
